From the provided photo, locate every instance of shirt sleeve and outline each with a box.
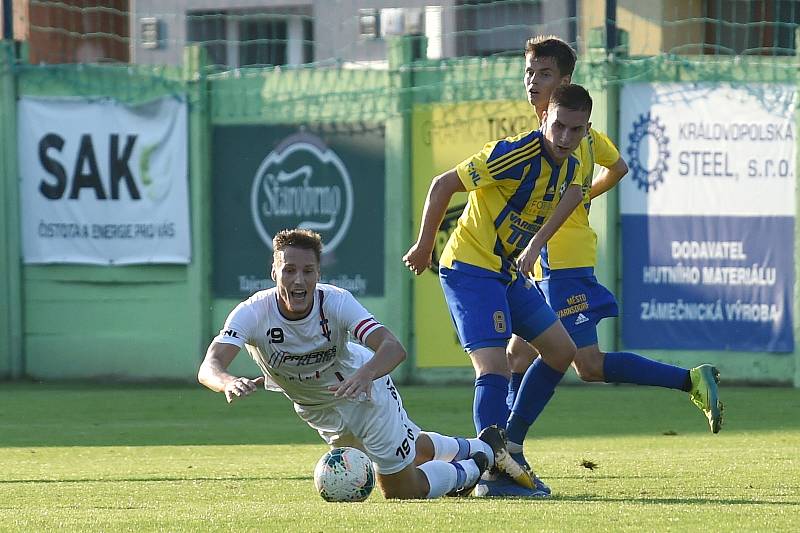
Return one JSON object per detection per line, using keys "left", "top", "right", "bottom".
{"left": 213, "top": 300, "right": 259, "bottom": 349}
{"left": 455, "top": 131, "right": 541, "bottom": 191}
{"left": 335, "top": 289, "right": 383, "bottom": 344}
{"left": 591, "top": 130, "right": 621, "bottom": 168}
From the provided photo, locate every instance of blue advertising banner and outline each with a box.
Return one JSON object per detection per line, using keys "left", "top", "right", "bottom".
{"left": 619, "top": 83, "right": 795, "bottom": 353}
{"left": 622, "top": 215, "right": 794, "bottom": 352}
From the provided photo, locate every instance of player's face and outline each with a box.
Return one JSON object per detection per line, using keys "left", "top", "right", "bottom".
{"left": 271, "top": 246, "right": 320, "bottom": 319}
{"left": 541, "top": 104, "right": 590, "bottom": 163}
{"left": 524, "top": 54, "right": 571, "bottom": 109}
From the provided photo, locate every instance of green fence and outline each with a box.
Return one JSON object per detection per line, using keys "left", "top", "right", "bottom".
{"left": 0, "top": 46, "right": 209, "bottom": 380}
{"left": 1, "top": 1, "right": 799, "bottom": 385}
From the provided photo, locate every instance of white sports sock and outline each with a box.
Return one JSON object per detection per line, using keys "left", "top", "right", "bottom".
{"left": 457, "top": 458, "right": 481, "bottom": 488}
{"left": 418, "top": 459, "right": 481, "bottom": 499}
{"left": 420, "top": 431, "right": 460, "bottom": 462}
{"left": 466, "top": 437, "right": 495, "bottom": 467}
{"left": 418, "top": 461, "right": 458, "bottom": 498}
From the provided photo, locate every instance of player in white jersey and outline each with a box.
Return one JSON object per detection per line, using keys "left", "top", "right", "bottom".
{"left": 198, "top": 228, "right": 531, "bottom": 499}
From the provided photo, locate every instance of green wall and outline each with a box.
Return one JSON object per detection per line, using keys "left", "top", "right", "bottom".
{"left": 5, "top": 56, "right": 209, "bottom": 380}
{"left": 0, "top": 38, "right": 797, "bottom": 385}
{"left": 204, "top": 40, "right": 413, "bottom": 380}
{"left": 0, "top": 42, "right": 22, "bottom": 379}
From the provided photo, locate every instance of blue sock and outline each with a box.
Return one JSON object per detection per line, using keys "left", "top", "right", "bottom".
{"left": 506, "top": 372, "right": 524, "bottom": 412}
{"left": 451, "top": 461, "right": 467, "bottom": 489}
{"left": 603, "top": 352, "right": 690, "bottom": 391}
{"left": 506, "top": 359, "right": 564, "bottom": 445}
{"left": 454, "top": 438, "right": 470, "bottom": 461}
{"left": 473, "top": 374, "right": 510, "bottom": 433}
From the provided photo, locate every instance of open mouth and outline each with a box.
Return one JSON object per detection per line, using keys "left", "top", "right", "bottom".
{"left": 289, "top": 288, "right": 307, "bottom": 302}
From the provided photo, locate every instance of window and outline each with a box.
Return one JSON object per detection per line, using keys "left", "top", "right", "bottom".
{"left": 186, "top": 10, "right": 227, "bottom": 67}
{"left": 303, "top": 17, "right": 314, "bottom": 63}
{"left": 186, "top": 10, "right": 313, "bottom": 69}
{"left": 239, "top": 16, "right": 287, "bottom": 67}
{"left": 455, "top": 0, "right": 576, "bottom": 57}
{"left": 705, "top": 0, "right": 800, "bottom": 56}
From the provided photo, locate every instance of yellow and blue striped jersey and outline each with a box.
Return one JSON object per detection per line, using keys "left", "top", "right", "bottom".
{"left": 535, "top": 129, "right": 620, "bottom": 279}
{"left": 440, "top": 129, "right": 580, "bottom": 278}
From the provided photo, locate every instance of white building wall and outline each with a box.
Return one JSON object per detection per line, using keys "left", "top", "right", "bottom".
{"left": 129, "top": 0, "right": 574, "bottom": 67}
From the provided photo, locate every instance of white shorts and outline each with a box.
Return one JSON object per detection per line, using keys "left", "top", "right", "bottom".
{"left": 294, "top": 374, "right": 421, "bottom": 475}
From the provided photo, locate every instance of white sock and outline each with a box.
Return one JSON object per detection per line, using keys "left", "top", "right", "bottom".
{"left": 466, "top": 437, "right": 495, "bottom": 467}
{"left": 418, "top": 461, "right": 457, "bottom": 498}
{"left": 457, "top": 458, "right": 481, "bottom": 488}
{"left": 420, "top": 431, "right": 460, "bottom": 462}
{"left": 420, "top": 432, "right": 497, "bottom": 469}
{"left": 417, "top": 459, "right": 481, "bottom": 498}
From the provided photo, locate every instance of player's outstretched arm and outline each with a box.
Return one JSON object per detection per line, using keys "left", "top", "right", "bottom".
{"left": 517, "top": 184, "right": 584, "bottom": 276}
{"left": 329, "top": 327, "right": 406, "bottom": 400}
{"left": 403, "top": 169, "right": 465, "bottom": 275}
{"left": 198, "top": 342, "right": 265, "bottom": 403}
{"left": 590, "top": 157, "right": 628, "bottom": 199}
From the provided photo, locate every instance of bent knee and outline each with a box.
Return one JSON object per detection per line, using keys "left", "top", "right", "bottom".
{"left": 549, "top": 339, "right": 577, "bottom": 366}
{"left": 470, "top": 347, "right": 511, "bottom": 378}
{"left": 378, "top": 468, "right": 430, "bottom": 499}
{"left": 380, "top": 484, "right": 427, "bottom": 500}
{"left": 506, "top": 337, "right": 536, "bottom": 373}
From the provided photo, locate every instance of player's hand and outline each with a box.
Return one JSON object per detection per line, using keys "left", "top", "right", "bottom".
{"left": 516, "top": 243, "right": 542, "bottom": 278}
{"left": 402, "top": 242, "right": 433, "bottom": 275}
{"left": 224, "top": 376, "right": 265, "bottom": 403}
{"left": 328, "top": 368, "right": 374, "bottom": 401}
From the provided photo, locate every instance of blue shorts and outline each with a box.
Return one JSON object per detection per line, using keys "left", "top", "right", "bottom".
{"left": 439, "top": 262, "right": 558, "bottom": 352}
{"left": 536, "top": 268, "right": 618, "bottom": 348}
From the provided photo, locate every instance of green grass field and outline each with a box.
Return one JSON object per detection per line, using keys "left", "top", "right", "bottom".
{"left": 1, "top": 382, "right": 798, "bottom": 532}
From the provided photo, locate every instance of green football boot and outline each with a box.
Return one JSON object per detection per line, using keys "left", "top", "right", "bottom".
{"left": 689, "top": 365, "right": 723, "bottom": 433}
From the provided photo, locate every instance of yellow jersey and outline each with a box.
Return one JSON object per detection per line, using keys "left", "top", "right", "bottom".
{"left": 440, "top": 129, "right": 581, "bottom": 279}
{"left": 534, "top": 129, "right": 620, "bottom": 279}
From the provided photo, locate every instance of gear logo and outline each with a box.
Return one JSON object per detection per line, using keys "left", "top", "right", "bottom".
{"left": 627, "top": 112, "right": 670, "bottom": 192}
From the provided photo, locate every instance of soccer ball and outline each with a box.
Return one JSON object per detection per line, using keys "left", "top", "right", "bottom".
{"left": 313, "top": 447, "right": 375, "bottom": 502}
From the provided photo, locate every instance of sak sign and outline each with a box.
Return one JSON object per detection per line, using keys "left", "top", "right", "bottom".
{"left": 212, "top": 126, "right": 385, "bottom": 298}
{"left": 18, "top": 96, "right": 190, "bottom": 265}
{"left": 619, "top": 83, "right": 795, "bottom": 352}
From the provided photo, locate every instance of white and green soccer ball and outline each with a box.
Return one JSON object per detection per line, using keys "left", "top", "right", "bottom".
{"left": 313, "top": 447, "right": 375, "bottom": 502}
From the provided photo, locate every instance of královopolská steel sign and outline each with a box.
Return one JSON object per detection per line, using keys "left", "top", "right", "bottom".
{"left": 250, "top": 133, "right": 354, "bottom": 252}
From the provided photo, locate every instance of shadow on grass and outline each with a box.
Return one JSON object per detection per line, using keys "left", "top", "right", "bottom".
{"left": 1, "top": 481, "right": 796, "bottom": 509}
{"left": 0, "top": 474, "right": 314, "bottom": 484}
{"left": 548, "top": 495, "right": 800, "bottom": 506}
{"left": 0, "top": 383, "right": 798, "bottom": 447}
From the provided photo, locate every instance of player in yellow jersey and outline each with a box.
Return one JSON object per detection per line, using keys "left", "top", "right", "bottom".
{"left": 403, "top": 84, "right": 593, "bottom": 497}
{"left": 503, "top": 36, "right": 723, "bottom": 496}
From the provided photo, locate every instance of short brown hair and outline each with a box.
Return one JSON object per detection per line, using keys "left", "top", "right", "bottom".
{"left": 524, "top": 35, "right": 576, "bottom": 77}
{"left": 550, "top": 84, "right": 592, "bottom": 116}
{"left": 273, "top": 228, "right": 322, "bottom": 263}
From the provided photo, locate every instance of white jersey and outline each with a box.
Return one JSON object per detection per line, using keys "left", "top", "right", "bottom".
{"left": 214, "top": 283, "right": 382, "bottom": 407}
